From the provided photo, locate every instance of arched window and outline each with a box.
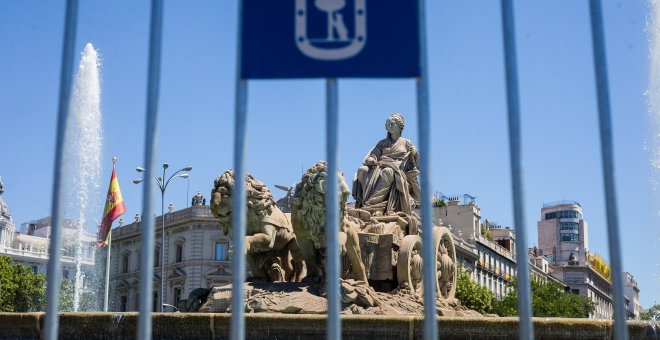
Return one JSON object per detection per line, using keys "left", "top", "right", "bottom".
{"left": 121, "top": 251, "right": 131, "bottom": 273}
{"left": 176, "top": 244, "right": 183, "bottom": 263}
{"left": 173, "top": 238, "right": 185, "bottom": 263}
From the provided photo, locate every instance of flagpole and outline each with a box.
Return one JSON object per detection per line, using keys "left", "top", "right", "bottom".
{"left": 103, "top": 227, "right": 112, "bottom": 311}
{"left": 103, "top": 157, "right": 117, "bottom": 312}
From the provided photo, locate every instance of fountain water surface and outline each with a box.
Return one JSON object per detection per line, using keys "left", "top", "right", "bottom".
{"left": 65, "top": 43, "right": 103, "bottom": 311}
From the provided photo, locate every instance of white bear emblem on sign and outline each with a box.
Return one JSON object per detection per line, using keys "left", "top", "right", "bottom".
{"left": 295, "top": 0, "right": 367, "bottom": 61}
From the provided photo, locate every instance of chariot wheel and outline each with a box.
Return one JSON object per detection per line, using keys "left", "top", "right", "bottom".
{"left": 433, "top": 226, "right": 457, "bottom": 299}
{"left": 397, "top": 235, "right": 424, "bottom": 295}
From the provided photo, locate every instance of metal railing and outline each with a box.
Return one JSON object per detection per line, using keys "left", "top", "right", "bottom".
{"left": 43, "top": 1, "right": 628, "bottom": 340}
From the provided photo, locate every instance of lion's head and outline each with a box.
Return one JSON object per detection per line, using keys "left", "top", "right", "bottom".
{"left": 291, "top": 161, "right": 350, "bottom": 249}
{"left": 211, "top": 169, "right": 276, "bottom": 237}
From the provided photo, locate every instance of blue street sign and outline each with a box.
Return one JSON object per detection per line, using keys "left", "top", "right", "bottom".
{"left": 241, "top": 0, "right": 420, "bottom": 79}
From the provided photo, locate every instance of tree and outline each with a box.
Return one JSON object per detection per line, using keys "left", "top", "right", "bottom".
{"left": 480, "top": 226, "right": 494, "bottom": 241}
{"left": 0, "top": 256, "right": 46, "bottom": 312}
{"left": 58, "top": 279, "right": 95, "bottom": 312}
{"left": 492, "top": 279, "right": 595, "bottom": 318}
{"left": 641, "top": 304, "right": 660, "bottom": 321}
{"left": 455, "top": 266, "right": 494, "bottom": 314}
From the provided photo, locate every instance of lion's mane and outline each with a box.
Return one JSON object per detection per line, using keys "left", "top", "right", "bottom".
{"left": 292, "top": 161, "right": 350, "bottom": 249}
{"left": 211, "top": 169, "right": 276, "bottom": 236}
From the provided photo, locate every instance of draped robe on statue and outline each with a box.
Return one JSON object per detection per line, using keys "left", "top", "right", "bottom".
{"left": 352, "top": 136, "right": 420, "bottom": 216}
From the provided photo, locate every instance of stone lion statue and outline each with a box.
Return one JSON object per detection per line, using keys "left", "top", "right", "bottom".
{"left": 211, "top": 170, "right": 305, "bottom": 282}
{"left": 291, "top": 161, "right": 368, "bottom": 283}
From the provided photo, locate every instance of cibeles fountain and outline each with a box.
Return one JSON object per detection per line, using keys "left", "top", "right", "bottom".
{"left": 195, "top": 113, "right": 475, "bottom": 316}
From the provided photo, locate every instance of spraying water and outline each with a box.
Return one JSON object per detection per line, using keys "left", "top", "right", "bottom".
{"left": 65, "top": 43, "right": 103, "bottom": 311}
{"left": 649, "top": 1, "right": 660, "bottom": 184}
{"left": 648, "top": 0, "right": 660, "bottom": 296}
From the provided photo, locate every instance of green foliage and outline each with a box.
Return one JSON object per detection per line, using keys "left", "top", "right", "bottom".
{"left": 455, "top": 266, "right": 494, "bottom": 314}
{"left": 433, "top": 198, "right": 447, "bottom": 207}
{"left": 0, "top": 256, "right": 46, "bottom": 312}
{"left": 58, "top": 279, "right": 95, "bottom": 312}
{"left": 480, "top": 226, "right": 494, "bottom": 241}
{"left": 641, "top": 304, "right": 660, "bottom": 321}
{"left": 492, "top": 279, "right": 596, "bottom": 318}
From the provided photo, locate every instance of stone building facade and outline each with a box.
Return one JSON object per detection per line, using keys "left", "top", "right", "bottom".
{"left": 624, "top": 271, "right": 641, "bottom": 320}
{"left": 0, "top": 178, "right": 96, "bottom": 287}
{"left": 433, "top": 196, "right": 517, "bottom": 300}
{"left": 537, "top": 201, "right": 613, "bottom": 319}
{"left": 433, "top": 195, "right": 564, "bottom": 300}
{"left": 107, "top": 204, "right": 231, "bottom": 312}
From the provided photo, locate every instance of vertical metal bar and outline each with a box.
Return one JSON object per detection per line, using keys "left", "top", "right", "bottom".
{"left": 588, "top": 2, "right": 628, "bottom": 339}
{"left": 231, "top": 80, "right": 248, "bottom": 340}
{"left": 160, "top": 183, "right": 165, "bottom": 312}
{"left": 103, "top": 229, "right": 112, "bottom": 311}
{"left": 231, "top": 2, "right": 248, "bottom": 339}
{"left": 137, "top": 0, "right": 164, "bottom": 338}
{"left": 415, "top": 1, "right": 437, "bottom": 339}
{"left": 325, "top": 77, "right": 340, "bottom": 340}
{"left": 44, "top": 1, "right": 78, "bottom": 339}
{"left": 500, "top": 1, "right": 534, "bottom": 339}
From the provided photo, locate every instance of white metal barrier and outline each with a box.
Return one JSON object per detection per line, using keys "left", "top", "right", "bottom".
{"left": 44, "top": 1, "right": 628, "bottom": 340}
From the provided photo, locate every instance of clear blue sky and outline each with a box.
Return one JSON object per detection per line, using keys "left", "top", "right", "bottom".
{"left": 1, "top": 1, "right": 658, "bottom": 307}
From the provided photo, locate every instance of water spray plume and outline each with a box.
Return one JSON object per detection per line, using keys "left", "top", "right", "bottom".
{"left": 65, "top": 42, "right": 103, "bottom": 311}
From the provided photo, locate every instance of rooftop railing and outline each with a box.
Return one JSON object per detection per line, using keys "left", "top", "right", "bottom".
{"left": 543, "top": 200, "right": 582, "bottom": 208}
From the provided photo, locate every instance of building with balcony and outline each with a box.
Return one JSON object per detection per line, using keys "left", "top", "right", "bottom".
{"left": 107, "top": 202, "right": 231, "bottom": 312}
{"left": 0, "top": 177, "right": 96, "bottom": 288}
{"left": 537, "top": 201, "right": 613, "bottom": 319}
{"left": 624, "top": 271, "right": 641, "bottom": 320}
{"left": 433, "top": 196, "right": 517, "bottom": 300}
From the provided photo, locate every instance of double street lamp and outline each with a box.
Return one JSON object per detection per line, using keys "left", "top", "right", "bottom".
{"left": 133, "top": 163, "right": 192, "bottom": 312}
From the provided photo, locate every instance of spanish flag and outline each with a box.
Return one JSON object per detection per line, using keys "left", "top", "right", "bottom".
{"left": 97, "top": 164, "right": 126, "bottom": 247}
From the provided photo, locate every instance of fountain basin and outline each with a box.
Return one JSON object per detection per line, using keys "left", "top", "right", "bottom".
{"left": 0, "top": 312, "right": 657, "bottom": 339}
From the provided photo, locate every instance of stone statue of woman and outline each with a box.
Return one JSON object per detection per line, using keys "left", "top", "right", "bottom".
{"left": 352, "top": 113, "right": 421, "bottom": 216}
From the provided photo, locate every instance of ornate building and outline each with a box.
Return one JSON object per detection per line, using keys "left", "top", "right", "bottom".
{"left": 107, "top": 201, "right": 231, "bottom": 312}
{"left": 537, "top": 201, "right": 613, "bottom": 319}
{"left": 624, "top": 271, "right": 641, "bottom": 320}
{"left": 433, "top": 196, "right": 517, "bottom": 300}
{"left": 0, "top": 177, "right": 96, "bottom": 286}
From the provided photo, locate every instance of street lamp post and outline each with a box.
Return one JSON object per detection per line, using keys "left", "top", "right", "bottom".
{"left": 134, "top": 163, "right": 192, "bottom": 312}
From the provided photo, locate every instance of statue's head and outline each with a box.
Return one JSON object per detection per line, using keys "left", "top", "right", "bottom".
{"left": 211, "top": 170, "right": 234, "bottom": 222}
{"left": 439, "top": 243, "right": 448, "bottom": 255}
{"left": 211, "top": 169, "right": 276, "bottom": 236}
{"left": 292, "top": 161, "right": 350, "bottom": 249}
{"left": 385, "top": 113, "right": 405, "bottom": 138}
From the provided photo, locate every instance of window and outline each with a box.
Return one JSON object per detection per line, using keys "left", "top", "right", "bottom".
{"left": 122, "top": 253, "right": 130, "bottom": 273}
{"left": 560, "top": 233, "right": 579, "bottom": 242}
{"left": 154, "top": 246, "right": 160, "bottom": 267}
{"left": 571, "top": 289, "right": 580, "bottom": 295}
{"left": 136, "top": 251, "right": 141, "bottom": 270}
{"left": 135, "top": 294, "right": 140, "bottom": 311}
{"left": 560, "top": 222, "right": 578, "bottom": 230}
{"left": 176, "top": 244, "right": 183, "bottom": 263}
{"left": 153, "top": 292, "right": 159, "bottom": 312}
{"left": 120, "top": 296, "right": 127, "bottom": 312}
{"left": 173, "top": 287, "right": 182, "bottom": 308}
{"left": 546, "top": 210, "right": 581, "bottom": 220}
{"left": 215, "top": 242, "right": 228, "bottom": 261}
